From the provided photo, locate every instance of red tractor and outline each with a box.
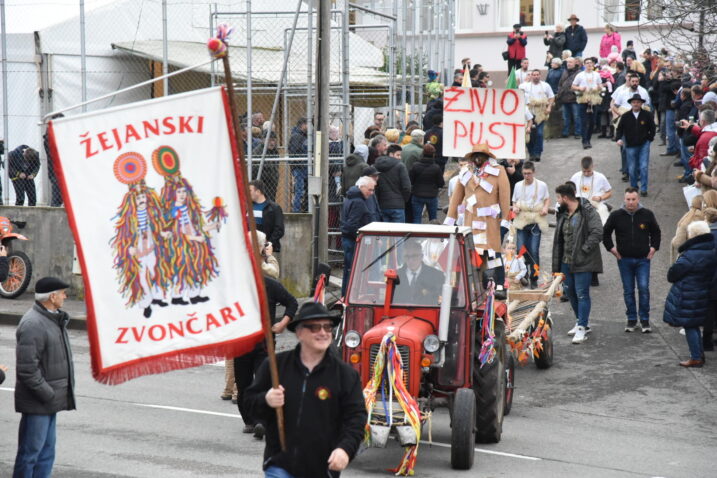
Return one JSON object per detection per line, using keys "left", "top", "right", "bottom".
{"left": 339, "top": 223, "right": 509, "bottom": 470}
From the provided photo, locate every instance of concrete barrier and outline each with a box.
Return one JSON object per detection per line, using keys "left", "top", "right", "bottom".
{"left": 280, "top": 213, "right": 313, "bottom": 297}
{"left": 0, "top": 206, "right": 79, "bottom": 296}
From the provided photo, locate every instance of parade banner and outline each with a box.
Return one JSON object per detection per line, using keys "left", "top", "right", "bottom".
{"left": 48, "top": 87, "right": 266, "bottom": 384}
{"left": 442, "top": 87, "right": 527, "bottom": 159}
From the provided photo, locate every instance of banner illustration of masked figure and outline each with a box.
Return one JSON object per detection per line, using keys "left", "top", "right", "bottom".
{"left": 48, "top": 87, "right": 266, "bottom": 384}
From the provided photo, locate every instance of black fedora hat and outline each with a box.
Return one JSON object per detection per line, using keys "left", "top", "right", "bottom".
{"left": 628, "top": 93, "right": 646, "bottom": 103}
{"left": 287, "top": 301, "right": 340, "bottom": 332}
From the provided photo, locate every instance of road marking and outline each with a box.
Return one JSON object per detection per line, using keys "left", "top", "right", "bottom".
{"left": 420, "top": 440, "right": 541, "bottom": 461}
{"left": 131, "top": 402, "right": 241, "bottom": 419}
{"left": 0, "top": 387, "right": 14, "bottom": 392}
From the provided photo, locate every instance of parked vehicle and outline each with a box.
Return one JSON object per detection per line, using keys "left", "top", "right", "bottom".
{"left": 339, "top": 223, "right": 508, "bottom": 471}
{"left": 0, "top": 216, "right": 32, "bottom": 298}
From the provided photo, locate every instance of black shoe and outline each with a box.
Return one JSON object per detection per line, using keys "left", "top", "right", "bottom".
{"left": 190, "top": 296, "right": 210, "bottom": 304}
{"left": 242, "top": 424, "right": 255, "bottom": 434}
{"left": 622, "top": 173, "right": 629, "bottom": 182}
{"left": 152, "top": 299, "right": 168, "bottom": 307}
{"left": 253, "top": 423, "right": 265, "bottom": 440}
{"left": 661, "top": 152, "right": 677, "bottom": 157}
{"left": 625, "top": 321, "right": 638, "bottom": 332}
{"left": 574, "top": 135, "right": 581, "bottom": 139}
{"left": 678, "top": 175, "right": 692, "bottom": 184}
{"left": 591, "top": 274, "right": 599, "bottom": 287}
{"left": 673, "top": 161, "right": 683, "bottom": 167}
{"left": 583, "top": 143, "right": 590, "bottom": 149}
{"left": 171, "top": 298, "right": 190, "bottom": 305}
{"left": 529, "top": 281, "right": 538, "bottom": 290}
{"left": 143, "top": 306, "right": 152, "bottom": 318}
{"left": 640, "top": 191, "right": 648, "bottom": 197}
{"left": 640, "top": 322, "right": 652, "bottom": 333}
{"left": 560, "top": 295, "right": 569, "bottom": 302}
{"left": 534, "top": 156, "right": 541, "bottom": 162}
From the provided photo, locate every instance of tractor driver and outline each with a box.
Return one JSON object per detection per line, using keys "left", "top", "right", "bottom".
{"left": 394, "top": 240, "right": 444, "bottom": 306}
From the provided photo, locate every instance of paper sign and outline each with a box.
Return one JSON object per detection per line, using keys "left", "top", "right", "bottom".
{"left": 479, "top": 179, "right": 493, "bottom": 193}
{"left": 472, "top": 220, "right": 487, "bottom": 230}
{"left": 466, "top": 195, "right": 478, "bottom": 209}
{"left": 476, "top": 204, "right": 501, "bottom": 218}
{"left": 473, "top": 233, "right": 487, "bottom": 244}
{"left": 484, "top": 165, "right": 500, "bottom": 176}
{"left": 443, "top": 87, "right": 527, "bottom": 159}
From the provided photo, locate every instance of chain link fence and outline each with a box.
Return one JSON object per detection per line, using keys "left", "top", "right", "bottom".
{"left": 1, "top": 0, "right": 454, "bottom": 264}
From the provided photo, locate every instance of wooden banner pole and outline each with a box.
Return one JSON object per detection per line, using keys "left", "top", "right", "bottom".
{"left": 220, "top": 50, "right": 287, "bottom": 452}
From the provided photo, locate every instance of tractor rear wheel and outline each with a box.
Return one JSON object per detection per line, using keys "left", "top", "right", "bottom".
{"left": 535, "top": 316, "right": 554, "bottom": 369}
{"left": 450, "top": 387, "right": 476, "bottom": 470}
{"left": 0, "top": 251, "right": 32, "bottom": 299}
{"left": 473, "top": 319, "right": 506, "bottom": 443}
{"left": 504, "top": 350, "right": 515, "bottom": 416}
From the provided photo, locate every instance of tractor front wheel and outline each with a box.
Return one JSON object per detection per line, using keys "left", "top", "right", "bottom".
{"left": 450, "top": 387, "right": 476, "bottom": 470}
{"left": 473, "top": 319, "right": 506, "bottom": 443}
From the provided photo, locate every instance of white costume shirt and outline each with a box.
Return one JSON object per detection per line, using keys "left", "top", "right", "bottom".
{"left": 569, "top": 171, "right": 612, "bottom": 200}
{"left": 512, "top": 179, "right": 549, "bottom": 208}
{"left": 572, "top": 71, "right": 602, "bottom": 91}
{"left": 612, "top": 84, "right": 652, "bottom": 108}
{"left": 519, "top": 81, "right": 555, "bottom": 102}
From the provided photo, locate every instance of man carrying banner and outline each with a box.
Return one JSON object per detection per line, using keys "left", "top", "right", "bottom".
{"left": 110, "top": 152, "right": 171, "bottom": 318}
{"left": 153, "top": 146, "right": 223, "bottom": 305}
{"left": 520, "top": 70, "right": 555, "bottom": 162}
{"left": 246, "top": 301, "right": 366, "bottom": 478}
{"left": 445, "top": 143, "right": 511, "bottom": 290}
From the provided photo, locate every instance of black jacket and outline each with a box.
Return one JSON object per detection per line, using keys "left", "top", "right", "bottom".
{"left": 409, "top": 157, "right": 444, "bottom": 198}
{"left": 565, "top": 24, "right": 587, "bottom": 53}
{"left": 15, "top": 303, "right": 76, "bottom": 414}
{"left": 603, "top": 206, "right": 661, "bottom": 258}
{"left": 374, "top": 156, "right": 411, "bottom": 209}
{"left": 9, "top": 145, "right": 40, "bottom": 180}
{"left": 245, "top": 345, "right": 367, "bottom": 478}
{"left": 265, "top": 276, "right": 298, "bottom": 325}
{"left": 255, "top": 201, "right": 285, "bottom": 252}
{"left": 556, "top": 67, "right": 581, "bottom": 104}
{"left": 544, "top": 32, "right": 566, "bottom": 59}
{"left": 424, "top": 125, "right": 445, "bottom": 164}
{"left": 341, "top": 154, "right": 367, "bottom": 197}
{"left": 615, "top": 109, "right": 656, "bottom": 147}
{"left": 341, "top": 186, "right": 372, "bottom": 239}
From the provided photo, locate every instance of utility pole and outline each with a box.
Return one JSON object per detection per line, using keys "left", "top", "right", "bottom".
{"left": 313, "top": 0, "right": 331, "bottom": 271}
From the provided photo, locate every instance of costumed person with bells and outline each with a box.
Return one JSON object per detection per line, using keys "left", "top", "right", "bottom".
{"left": 445, "top": 143, "right": 511, "bottom": 290}
{"left": 245, "top": 301, "right": 367, "bottom": 478}
{"left": 110, "top": 152, "right": 172, "bottom": 318}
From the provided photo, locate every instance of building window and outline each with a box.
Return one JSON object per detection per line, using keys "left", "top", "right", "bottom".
{"left": 499, "top": 0, "right": 561, "bottom": 28}
{"left": 603, "top": 0, "right": 661, "bottom": 24}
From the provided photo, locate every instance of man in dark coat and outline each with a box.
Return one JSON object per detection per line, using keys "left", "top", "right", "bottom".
{"left": 288, "top": 118, "right": 309, "bottom": 212}
{"left": 14, "top": 277, "right": 75, "bottom": 477}
{"left": 376, "top": 153, "right": 411, "bottom": 223}
{"left": 245, "top": 302, "right": 366, "bottom": 478}
{"left": 340, "top": 177, "right": 375, "bottom": 296}
{"left": 556, "top": 57, "right": 582, "bottom": 138}
{"left": 394, "top": 240, "right": 445, "bottom": 305}
{"left": 603, "top": 187, "right": 661, "bottom": 332}
{"left": 361, "top": 166, "right": 383, "bottom": 222}
{"left": 663, "top": 221, "right": 717, "bottom": 367}
{"left": 44, "top": 113, "right": 65, "bottom": 207}
{"left": 552, "top": 184, "right": 603, "bottom": 344}
{"left": 249, "top": 180, "right": 285, "bottom": 255}
{"left": 565, "top": 14, "right": 587, "bottom": 57}
{"left": 424, "top": 114, "right": 446, "bottom": 173}
{"left": 9, "top": 145, "right": 40, "bottom": 206}
{"left": 616, "top": 94, "right": 656, "bottom": 196}
{"left": 234, "top": 271, "right": 298, "bottom": 439}
{"left": 341, "top": 153, "right": 367, "bottom": 197}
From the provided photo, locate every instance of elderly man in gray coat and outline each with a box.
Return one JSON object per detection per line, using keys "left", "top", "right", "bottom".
{"left": 13, "top": 277, "right": 75, "bottom": 478}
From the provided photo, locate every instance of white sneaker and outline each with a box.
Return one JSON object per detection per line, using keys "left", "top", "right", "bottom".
{"left": 572, "top": 326, "right": 588, "bottom": 344}
{"left": 568, "top": 324, "right": 591, "bottom": 336}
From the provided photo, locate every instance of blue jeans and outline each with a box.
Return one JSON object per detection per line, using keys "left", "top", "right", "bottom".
{"left": 527, "top": 122, "right": 545, "bottom": 157}
{"left": 13, "top": 413, "right": 56, "bottom": 478}
{"left": 265, "top": 466, "right": 300, "bottom": 478}
{"left": 516, "top": 224, "right": 541, "bottom": 284}
{"left": 685, "top": 327, "right": 703, "bottom": 360}
{"left": 665, "top": 109, "right": 678, "bottom": 154}
{"left": 625, "top": 141, "right": 651, "bottom": 192}
{"left": 411, "top": 196, "right": 438, "bottom": 224}
{"left": 291, "top": 167, "right": 307, "bottom": 212}
{"left": 342, "top": 237, "right": 356, "bottom": 297}
{"left": 616, "top": 257, "right": 651, "bottom": 323}
{"left": 381, "top": 208, "right": 405, "bottom": 223}
{"left": 679, "top": 137, "right": 692, "bottom": 177}
{"left": 579, "top": 104, "right": 598, "bottom": 144}
{"left": 561, "top": 263, "right": 592, "bottom": 327}
{"left": 562, "top": 103, "right": 582, "bottom": 136}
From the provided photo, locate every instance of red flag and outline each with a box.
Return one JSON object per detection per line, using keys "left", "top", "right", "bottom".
{"left": 471, "top": 249, "right": 483, "bottom": 267}
{"left": 313, "top": 274, "right": 326, "bottom": 304}
{"left": 517, "top": 245, "right": 528, "bottom": 258}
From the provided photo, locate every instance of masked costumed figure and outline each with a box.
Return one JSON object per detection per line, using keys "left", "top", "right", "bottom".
{"left": 445, "top": 143, "right": 511, "bottom": 290}
{"left": 110, "top": 152, "right": 171, "bottom": 318}
{"left": 153, "top": 145, "right": 224, "bottom": 305}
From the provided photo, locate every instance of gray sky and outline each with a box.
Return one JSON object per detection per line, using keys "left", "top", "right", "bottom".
{"left": 3, "top": 0, "right": 115, "bottom": 34}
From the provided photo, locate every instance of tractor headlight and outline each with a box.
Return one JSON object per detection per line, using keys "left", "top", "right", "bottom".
{"left": 345, "top": 330, "right": 361, "bottom": 348}
{"left": 423, "top": 334, "right": 440, "bottom": 353}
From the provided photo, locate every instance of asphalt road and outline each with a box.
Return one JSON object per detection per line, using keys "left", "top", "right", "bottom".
{"left": 1, "top": 136, "right": 717, "bottom": 478}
